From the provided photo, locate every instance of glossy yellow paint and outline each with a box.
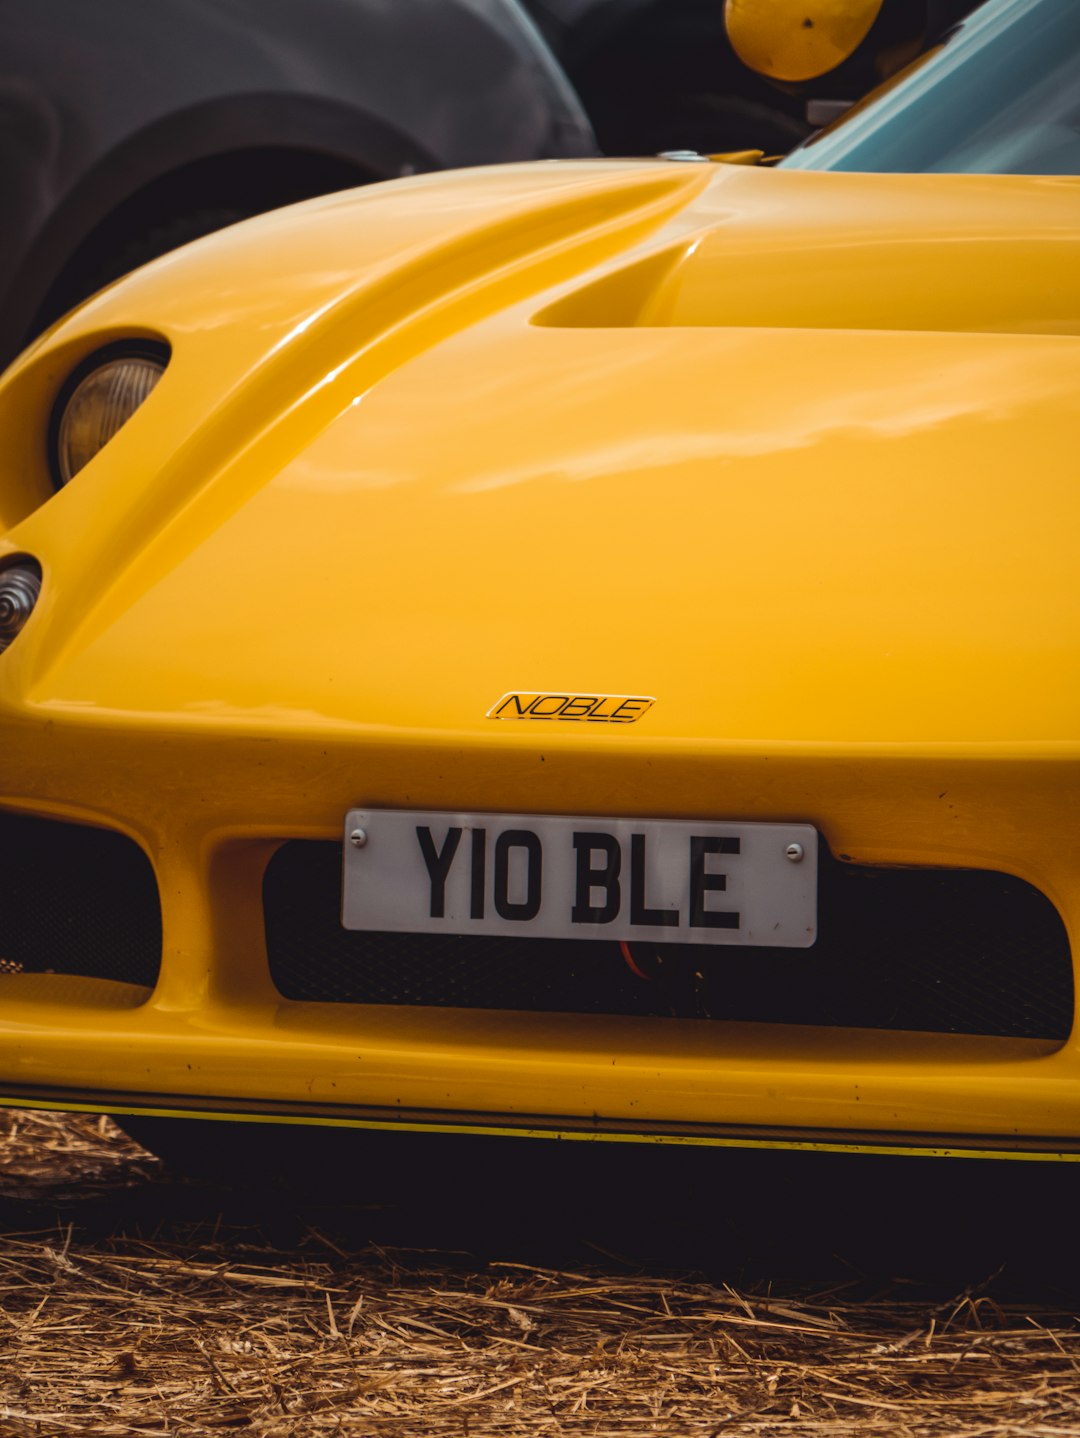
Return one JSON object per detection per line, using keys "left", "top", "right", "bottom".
{"left": 1, "top": 159, "right": 1079, "bottom": 1155}
{"left": 725, "top": 0, "right": 884, "bottom": 81}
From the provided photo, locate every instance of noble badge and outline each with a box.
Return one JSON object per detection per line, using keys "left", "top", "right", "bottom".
{"left": 487, "top": 692, "right": 655, "bottom": 723}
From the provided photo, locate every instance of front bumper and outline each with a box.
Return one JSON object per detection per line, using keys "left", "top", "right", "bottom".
{"left": 2, "top": 713, "right": 1080, "bottom": 1158}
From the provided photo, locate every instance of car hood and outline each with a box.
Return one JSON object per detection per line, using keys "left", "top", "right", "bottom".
{"left": 3, "top": 159, "right": 1080, "bottom": 749}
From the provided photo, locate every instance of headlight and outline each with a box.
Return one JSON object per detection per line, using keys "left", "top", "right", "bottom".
{"left": 51, "top": 341, "right": 168, "bottom": 487}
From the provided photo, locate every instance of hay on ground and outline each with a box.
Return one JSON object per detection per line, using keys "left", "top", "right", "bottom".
{"left": 0, "top": 1110, "right": 1077, "bottom": 1437}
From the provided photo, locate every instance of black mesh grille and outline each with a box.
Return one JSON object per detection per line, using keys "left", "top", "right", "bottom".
{"left": 0, "top": 812, "right": 161, "bottom": 989}
{"left": 264, "top": 840, "right": 1073, "bottom": 1040}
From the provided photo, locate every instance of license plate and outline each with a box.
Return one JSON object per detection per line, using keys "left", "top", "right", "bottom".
{"left": 342, "top": 810, "right": 817, "bottom": 948}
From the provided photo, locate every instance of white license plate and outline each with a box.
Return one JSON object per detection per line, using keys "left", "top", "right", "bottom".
{"left": 342, "top": 810, "right": 817, "bottom": 948}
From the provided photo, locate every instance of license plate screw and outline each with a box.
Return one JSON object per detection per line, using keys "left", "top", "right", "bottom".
{"left": 349, "top": 828, "right": 368, "bottom": 849}
{"left": 785, "top": 842, "right": 804, "bottom": 863}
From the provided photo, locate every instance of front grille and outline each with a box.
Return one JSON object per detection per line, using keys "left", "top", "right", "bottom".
{"left": 0, "top": 811, "right": 161, "bottom": 989}
{"left": 264, "top": 840, "right": 1073, "bottom": 1040}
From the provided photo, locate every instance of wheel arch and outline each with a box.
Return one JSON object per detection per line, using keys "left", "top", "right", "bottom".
{"left": 5, "top": 92, "right": 432, "bottom": 364}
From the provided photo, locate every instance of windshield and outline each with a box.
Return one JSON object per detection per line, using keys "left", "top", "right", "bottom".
{"left": 780, "top": 0, "right": 1080, "bottom": 174}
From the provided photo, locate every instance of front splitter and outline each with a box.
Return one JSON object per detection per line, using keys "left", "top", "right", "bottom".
{"left": 2, "top": 1083, "right": 1079, "bottom": 1162}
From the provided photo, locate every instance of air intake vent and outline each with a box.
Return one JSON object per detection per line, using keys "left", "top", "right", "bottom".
{"left": 0, "top": 812, "right": 161, "bottom": 989}
{"left": 264, "top": 841, "right": 1072, "bottom": 1040}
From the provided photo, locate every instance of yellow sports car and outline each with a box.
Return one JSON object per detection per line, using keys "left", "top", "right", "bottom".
{"left": 1, "top": 0, "right": 1078, "bottom": 1166}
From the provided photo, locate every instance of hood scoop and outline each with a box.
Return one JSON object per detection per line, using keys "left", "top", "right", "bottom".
{"left": 538, "top": 172, "right": 1080, "bottom": 337}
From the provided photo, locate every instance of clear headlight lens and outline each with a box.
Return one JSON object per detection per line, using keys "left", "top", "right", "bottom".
{"left": 54, "top": 345, "right": 167, "bottom": 486}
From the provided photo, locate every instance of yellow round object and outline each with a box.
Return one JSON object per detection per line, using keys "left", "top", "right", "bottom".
{"left": 725, "top": 0, "right": 885, "bottom": 82}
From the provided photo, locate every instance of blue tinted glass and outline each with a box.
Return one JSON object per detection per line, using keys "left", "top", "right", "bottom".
{"left": 781, "top": 0, "right": 1080, "bottom": 174}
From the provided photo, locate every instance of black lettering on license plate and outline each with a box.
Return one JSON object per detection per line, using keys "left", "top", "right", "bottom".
{"left": 415, "top": 824, "right": 740, "bottom": 929}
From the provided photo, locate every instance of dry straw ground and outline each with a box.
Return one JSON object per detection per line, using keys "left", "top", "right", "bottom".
{"left": 0, "top": 1110, "right": 1079, "bottom": 1437}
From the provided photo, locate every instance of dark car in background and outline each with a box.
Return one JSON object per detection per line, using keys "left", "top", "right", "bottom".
{"left": 2, "top": 0, "right": 984, "bottom": 373}
{"left": 0, "top": 0, "right": 595, "bottom": 368}
{"left": 524, "top": 0, "right": 979, "bottom": 157}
